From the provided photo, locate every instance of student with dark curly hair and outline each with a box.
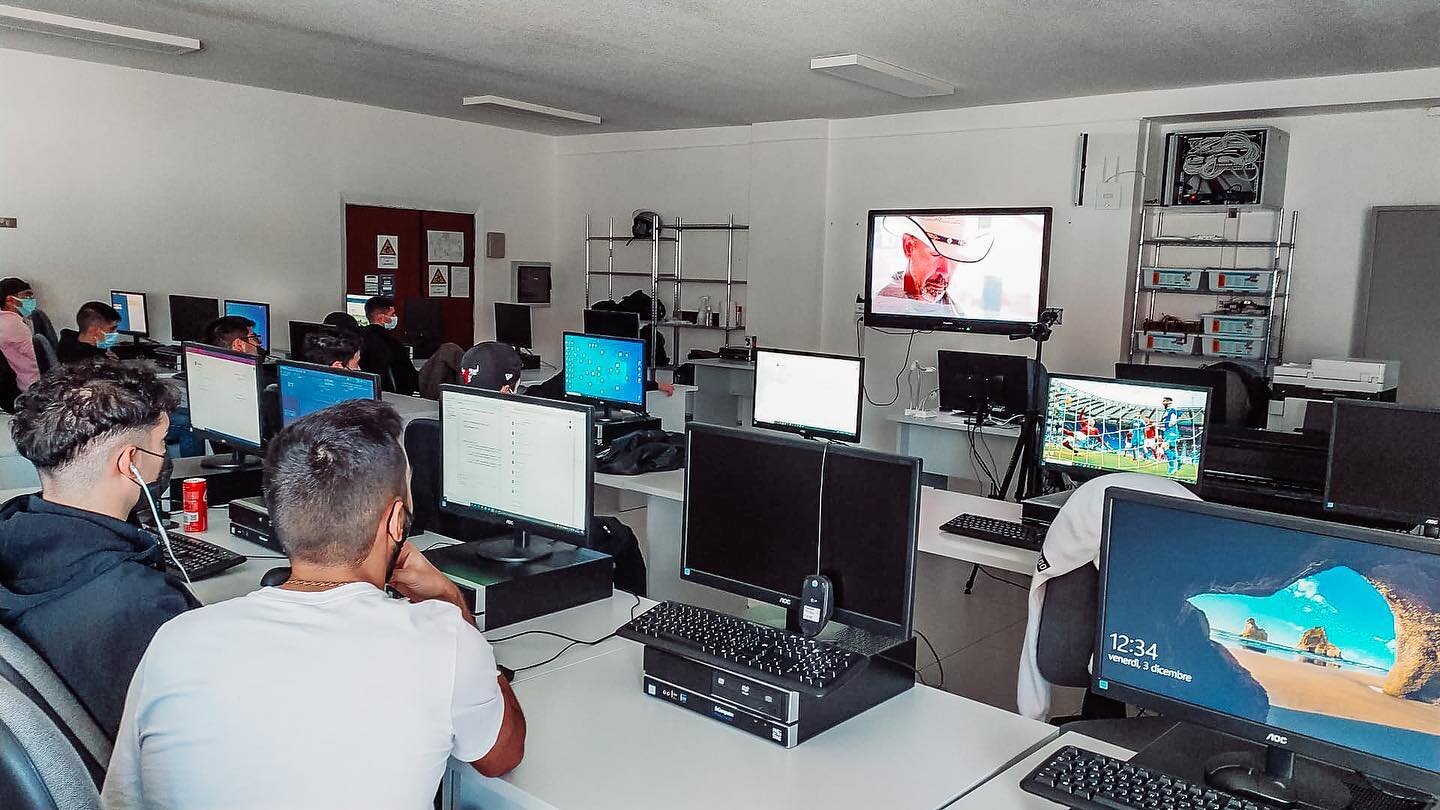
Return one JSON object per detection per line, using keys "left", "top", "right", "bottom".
{"left": 0, "top": 362, "right": 197, "bottom": 738}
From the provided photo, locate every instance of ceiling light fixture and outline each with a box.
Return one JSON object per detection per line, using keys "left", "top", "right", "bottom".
{"left": 0, "top": 4, "right": 200, "bottom": 54}
{"left": 809, "top": 53, "right": 953, "bottom": 98}
{"left": 462, "top": 95, "right": 601, "bottom": 125}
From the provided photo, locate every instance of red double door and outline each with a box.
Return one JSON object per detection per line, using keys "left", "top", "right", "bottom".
{"left": 343, "top": 204, "right": 475, "bottom": 348}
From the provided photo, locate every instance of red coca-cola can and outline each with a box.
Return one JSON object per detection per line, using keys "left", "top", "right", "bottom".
{"left": 182, "top": 478, "right": 208, "bottom": 533}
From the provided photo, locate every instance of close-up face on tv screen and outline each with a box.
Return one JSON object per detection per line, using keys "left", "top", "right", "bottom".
{"left": 868, "top": 211, "right": 1047, "bottom": 324}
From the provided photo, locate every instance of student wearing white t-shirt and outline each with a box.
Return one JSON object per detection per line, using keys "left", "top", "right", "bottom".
{"left": 102, "top": 399, "right": 526, "bottom": 809}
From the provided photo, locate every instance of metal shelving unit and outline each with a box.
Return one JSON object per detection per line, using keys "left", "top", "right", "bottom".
{"left": 584, "top": 214, "right": 748, "bottom": 372}
{"left": 1128, "top": 204, "right": 1298, "bottom": 372}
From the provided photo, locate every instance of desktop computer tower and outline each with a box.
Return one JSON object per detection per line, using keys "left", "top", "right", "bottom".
{"left": 639, "top": 636, "right": 916, "bottom": 748}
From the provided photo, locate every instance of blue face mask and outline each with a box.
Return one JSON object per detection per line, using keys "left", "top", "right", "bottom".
{"left": 382, "top": 318, "right": 398, "bottom": 330}
{"left": 97, "top": 331, "right": 120, "bottom": 350}
{"left": 16, "top": 298, "right": 37, "bottom": 318}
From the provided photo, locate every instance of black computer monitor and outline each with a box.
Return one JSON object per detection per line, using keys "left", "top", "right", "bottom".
{"left": 168, "top": 295, "right": 219, "bottom": 343}
{"left": 937, "top": 350, "right": 1037, "bottom": 420}
{"left": 1097, "top": 489, "right": 1440, "bottom": 805}
{"left": 276, "top": 360, "right": 381, "bottom": 427}
{"left": 494, "top": 302, "right": 533, "bottom": 349}
{"left": 562, "top": 332, "right": 646, "bottom": 412}
{"left": 110, "top": 290, "right": 150, "bottom": 337}
{"left": 224, "top": 300, "right": 271, "bottom": 351}
{"left": 682, "top": 424, "right": 921, "bottom": 636}
{"left": 182, "top": 342, "right": 264, "bottom": 467}
{"left": 583, "top": 308, "right": 641, "bottom": 340}
{"left": 1115, "top": 362, "right": 1230, "bottom": 426}
{"left": 287, "top": 321, "right": 325, "bottom": 359}
{"left": 439, "top": 386, "right": 594, "bottom": 562}
{"left": 1041, "top": 374, "right": 1210, "bottom": 486}
{"left": 1325, "top": 400, "right": 1440, "bottom": 526}
{"left": 751, "top": 348, "right": 864, "bottom": 443}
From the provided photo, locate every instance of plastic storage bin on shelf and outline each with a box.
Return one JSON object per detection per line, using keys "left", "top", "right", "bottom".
{"left": 1201, "top": 335, "right": 1266, "bottom": 360}
{"left": 1139, "top": 331, "right": 1198, "bottom": 355}
{"left": 1202, "top": 312, "right": 1268, "bottom": 338}
{"left": 1141, "top": 267, "right": 1204, "bottom": 291}
{"left": 1205, "top": 268, "right": 1275, "bottom": 294}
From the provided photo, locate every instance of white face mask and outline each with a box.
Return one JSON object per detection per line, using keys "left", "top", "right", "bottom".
{"left": 382, "top": 317, "right": 398, "bottom": 330}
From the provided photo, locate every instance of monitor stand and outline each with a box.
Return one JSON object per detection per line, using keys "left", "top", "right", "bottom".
{"left": 1127, "top": 722, "right": 1433, "bottom": 810}
{"left": 469, "top": 528, "right": 557, "bottom": 564}
{"left": 200, "top": 449, "right": 262, "bottom": 471}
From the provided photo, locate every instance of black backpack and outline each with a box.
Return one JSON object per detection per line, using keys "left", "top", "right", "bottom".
{"left": 596, "top": 430, "right": 685, "bottom": 476}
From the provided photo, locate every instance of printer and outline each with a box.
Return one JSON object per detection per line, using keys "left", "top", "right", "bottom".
{"left": 1270, "top": 357, "right": 1399, "bottom": 432}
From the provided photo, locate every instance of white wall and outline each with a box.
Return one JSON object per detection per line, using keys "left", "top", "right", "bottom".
{"left": 555, "top": 67, "right": 1440, "bottom": 449}
{"left": 0, "top": 48, "right": 555, "bottom": 351}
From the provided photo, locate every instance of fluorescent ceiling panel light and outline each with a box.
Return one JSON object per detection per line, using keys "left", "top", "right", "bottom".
{"left": 0, "top": 5, "right": 200, "bottom": 54}
{"left": 462, "top": 95, "right": 601, "bottom": 125}
{"left": 809, "top": 53, "right": 953, "bottom": 98}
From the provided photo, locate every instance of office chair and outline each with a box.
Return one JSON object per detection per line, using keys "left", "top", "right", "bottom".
{"left": 0, "top": 677, "right": 100, "bottom": 809}
{"left": 0, "top": 626, "right": 109, "bottom": 784}
{"left": 31, "top": 333, "right": 58, "bottom": 376}
{"left": 1036, "top": 567, "right": 1178, "bottom": 750}
{"left": 28, "top": 309, "right": 58, "bottom": 352}
{"left": 1207, "top": 361, "right": 1271, "bottom": 428}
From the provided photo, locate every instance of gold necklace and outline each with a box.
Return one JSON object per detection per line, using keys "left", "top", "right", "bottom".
{"left": 284, "top": 579, "right": 362, "bottom": 589}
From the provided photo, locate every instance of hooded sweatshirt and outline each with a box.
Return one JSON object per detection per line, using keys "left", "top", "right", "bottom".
{"left": 0, "top": 494, "right": 197, "bottom": 738}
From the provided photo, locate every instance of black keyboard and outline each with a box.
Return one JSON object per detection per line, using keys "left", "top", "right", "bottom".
{"left": 618, "top": 601, "right": 866, "bottom": 697}
{"left": 162, "top": 532, "right": 247, "bottom": 580}
{"left": 1021, "top": 746, "right": 1283, "bottom": 810}
{"left": 940, "top": 513, "right": 1045, "bottom": 551}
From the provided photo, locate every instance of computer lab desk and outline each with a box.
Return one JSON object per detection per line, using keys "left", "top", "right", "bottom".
{"left": 949, "top": 732, "right": 1135, "bottom": 808}
{"left": 893, "top": 413, "right": 1024, "bottom": 495}
{"left": 441, "top": 638, "right": 1059, "bottom": 810}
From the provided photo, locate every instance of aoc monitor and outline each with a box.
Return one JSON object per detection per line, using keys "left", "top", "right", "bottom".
{"left": 1325, "top": 399, "right": 1440, "bottom": 526}
{"left": 494, "top": 302, "right": 533, "bottom": 349}
{"left": 1098, "top": 489, "right": 1440, "bottom": 803}
{"left": 752, "top": 348, "right": 864, "bottom": 443}
{"left": 223, "top": 300, "right": 271, "bottom": 351}
{"left": 110, "top": 290, "right": 150, "bottom": 337}
{"left": 562, "top": 332, "right": 646, "bottom": 410}
{"left": 168, "top": 295, "right": 219, "bottom": 343}
{"left": 1041, "top": 374, "right": 1210, "bottom": 486}
{"left": 864, "top": 207, "right": 1052, "bottom": 335}
{"left": 276, "top": 360, "right": 381, "bottom": 427}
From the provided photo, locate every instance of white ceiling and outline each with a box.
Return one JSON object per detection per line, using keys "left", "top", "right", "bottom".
{"left": 6, "top": 0, "right": 1440, "bottom": 134}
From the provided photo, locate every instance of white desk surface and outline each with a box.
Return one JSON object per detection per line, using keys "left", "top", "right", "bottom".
{"left": 892, "top": 412, "right": 1024, "bottom": 436}
{"left": 485, "top": 592, "right": 654, "bottom": 684}
{"left": 919, "top": 488, "right": 1038, "bottom": 576}
{"left": 464, "top": 641, "right": 1056, "bottom": 810}
{"left": 593, "top": 468, "right": 685, "bottom": 502}
{"left": 382, "top": 391, "right": 440, "bottom": 422}
{"left": 949, "top": 732, "right": 1134, "bottom": 808}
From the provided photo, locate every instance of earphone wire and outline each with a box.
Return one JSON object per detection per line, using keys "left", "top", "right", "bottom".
{"left": 132, "top": 463, "right": 191, "bottom": 586}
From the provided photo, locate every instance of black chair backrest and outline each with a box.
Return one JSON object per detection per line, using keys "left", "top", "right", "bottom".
{"left": 0, "top": 347, "right": 19, "bottom": 414}
{"left": 1036, "top": 565, "right": 1100, "bottom": 689}
{"left": 31, "top": 334, "right": 56, "bottom": 377}
{"left": 403, "top": 418, "right": 510, "bottom": 542}
{"left": 0, "top": 719, "right": 57, "bottom": 810}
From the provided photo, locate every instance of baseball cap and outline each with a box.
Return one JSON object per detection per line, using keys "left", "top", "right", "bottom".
{"left": 0, "top": 278, "right": 33, "bottom": 300}
{"left": 460, "top": 342, "right": 524, "bottom": 391}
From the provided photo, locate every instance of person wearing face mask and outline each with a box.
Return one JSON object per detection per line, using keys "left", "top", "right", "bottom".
{"left": 57, "top": 300, "right": 123, "bottom": 364}
{"left": 359, "top": 295, "right": 420, "bottom": 395}
{"left": 103, "top": 400, "right": 525, "bottom": 807}
{"left": 0, "top": 362, "right": 197, "bottom": 740}
{"left": 0, "top": 277, "right": 41, "bottom": 394}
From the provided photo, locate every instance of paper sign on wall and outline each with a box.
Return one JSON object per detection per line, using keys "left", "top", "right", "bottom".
{"left": 378, "top": 274, "right": 396, "bottom": 295}
{"left": 428, "top": 265, "right": 450, "bottom": 297}
{"left": 363, "top": 275, "right": 380, "bottom": 294}
{"left": 427, "top": 230, "right": 464, "bottom": 263}
{"left": 377, "top": 235, "right": 399, "bottom": 269}
{"left": 450, "top": 267, "right": 470, "bottom": 298}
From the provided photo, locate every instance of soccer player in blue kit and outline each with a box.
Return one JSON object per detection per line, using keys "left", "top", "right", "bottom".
{"left": 1159, "top": 396, "right": 1184, "bottom": 475}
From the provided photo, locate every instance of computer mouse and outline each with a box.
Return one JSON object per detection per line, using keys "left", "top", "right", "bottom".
{"left": 259, "top": 566, "right": 292, "bottom": 588}
{"left": 798, "top": 574, "right": 833, "bottom": 638}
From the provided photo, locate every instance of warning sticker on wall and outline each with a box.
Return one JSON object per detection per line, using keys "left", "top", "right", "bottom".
{"left": 377, "top": 235, "right": 399, "bottom": 269}
{"left": 428, "top": 264, "right": 450, "bottom": 297}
